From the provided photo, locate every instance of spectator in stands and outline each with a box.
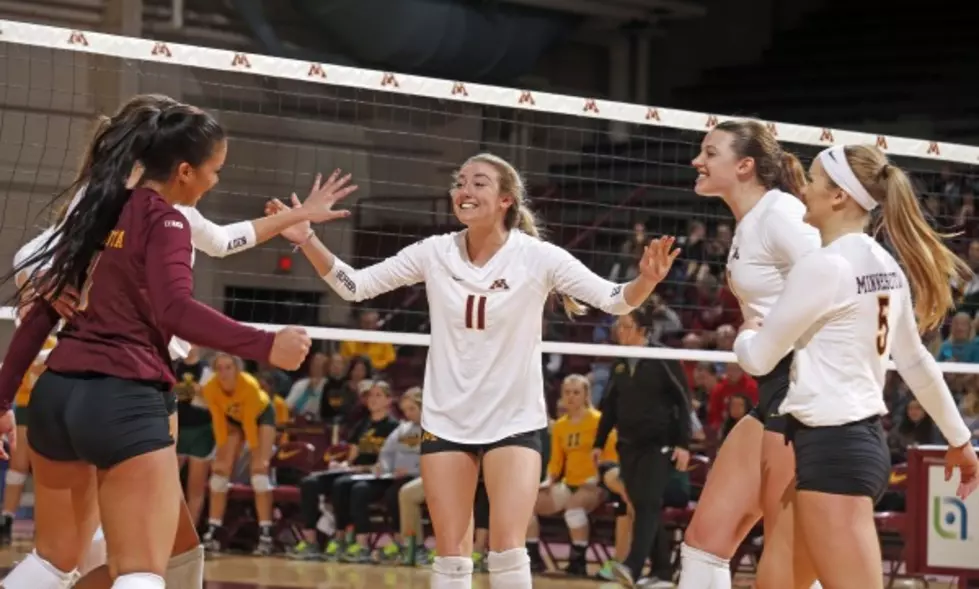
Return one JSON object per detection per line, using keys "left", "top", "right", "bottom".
{"left": 959, "top": 377, "right": 979, "bottom": 439}
{"left": 593, "top": 306, "right": 691, "bottom": 587}
{"left": 526, "top": 375, "right": 617, "bottom": 576}
{"left": 609, "top": 222, "right": 647, "bottom": 282}
{"left": 689, "top": 362, "right": 717, "bottom": 422}
{"left": 285, "top": 351, "right": 329, "bottom": 417}
{"left": 200, "top": 353, "right": 279, "bottom": 555}
{"left": 340, "top": 309, "right": 397, "bottom": 370}
{"left": 703, "top": 223, "right": 731, "bottom": 275}
{"left": 172, "top": 347, "right": 213, "bottom": 531}
{"left": 707, "top": 363, "right": 759, "bottom": 431}
{"left": 684, "top": 273, "right": 740, "bottom": 335}
{"left": 712, "top": 324, "right": 736, "bottom": 373}
{"left": 720, "top": 394, "right": 753, "bottom": 443}
{"left": 888, "top": 399, "right": 944, "bottom": 464}
{"left": 318, "top": 352, "right": 358, "bottom": 424}
{"left": 332, "top": 355, "right": 375, "bottom": 428}
{"left": 648, "top": 293, "right": 684, "bottom": 346}
{"left": 394, "top": 466, "right": 493, "bottom": 570}
{"left": 290, "top": 379, "right": 399, "bottom": 560}
{"left": 678, "top": 220, "right": 708, "bottom": 280}
{"left": 936, "top": 312, "right": 979, "bottom": 362}
{"left": 343, "top": 387, "right": 423, "bottom": 563}
{"left": 679, "top": 332, "right": 705, "bottom": 391}
{"left": 253, "top": 360, "right": 293, "bottom": 398}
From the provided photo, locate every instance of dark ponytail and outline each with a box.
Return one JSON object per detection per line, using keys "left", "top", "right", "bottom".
{"left": 5, "top": 94, "right": 222, "bottom": 306}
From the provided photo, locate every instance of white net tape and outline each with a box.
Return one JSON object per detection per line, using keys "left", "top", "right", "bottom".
{"left": 1, "top": 19, "right": 978, "bottom": 374}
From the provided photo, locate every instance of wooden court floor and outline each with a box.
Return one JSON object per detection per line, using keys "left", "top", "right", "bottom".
{"left": 0, "top": 540, "right": 950, "bottom": 588}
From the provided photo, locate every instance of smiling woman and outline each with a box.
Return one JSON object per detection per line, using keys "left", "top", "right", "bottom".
{"left": 266, "top": 151, "right": 680, "bottom": 589}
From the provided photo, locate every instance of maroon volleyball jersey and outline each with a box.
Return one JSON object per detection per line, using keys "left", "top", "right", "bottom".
{"left": 0, "top": 188, "right": 274, "bottom": 411}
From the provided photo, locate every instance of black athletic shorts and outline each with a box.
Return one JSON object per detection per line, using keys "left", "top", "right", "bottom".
{"left": 788, "top": 414, "right": 890, "bottom": 502}
{"left": 749, "top": 352, "right": 794, "bottom": 434}
{"left": 597, "top": 461, "right": 628, "bottom": 516}
{"left": 28, "top": 371, "right": 174, "bottom": 470}
{"left": 227, "top": 403, "right": 276, "bottom": 430}
{"left": 419, "top": 428, "right": 543, "bottom": 457}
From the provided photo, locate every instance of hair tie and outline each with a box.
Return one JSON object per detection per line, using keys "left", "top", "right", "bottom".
{"left": 878, "top": 164, "right": 891, "bottom": 182}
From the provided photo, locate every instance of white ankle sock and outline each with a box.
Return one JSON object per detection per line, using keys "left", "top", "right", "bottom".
{"left": 111, "top": 573, "right": 165, "bottom": 589}
{"left": 1, "top": 550, "right": 76, "bottom": 589}
{"left": 165, "top": 544, "right": 205, "bottom": 588}
{"left": 78, "top": 525, "right": 107, "bottom": 576}
{"left": 487, "top": 548, "right": 532, "bottom": 589}
{"left": 677, "top": 542, "right": 730, "bottom": 589}
{"left": 431, "top": 555, "right": 473, "bottom": 589}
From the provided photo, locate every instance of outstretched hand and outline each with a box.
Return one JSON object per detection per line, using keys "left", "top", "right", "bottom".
{"left": 267, "top": 170, "right": 358, "bottom": 244}
{"left": 637, "top": 236, "right": 681, "bottom": 285}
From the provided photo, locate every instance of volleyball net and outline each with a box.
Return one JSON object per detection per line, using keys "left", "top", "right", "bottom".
{"left": 1, "top": 18, "right": 979, "bottom": 378}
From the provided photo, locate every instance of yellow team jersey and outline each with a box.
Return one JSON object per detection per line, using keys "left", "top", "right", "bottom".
{"left": 548, "top": 408, "right": 618, "bottom": 487}
{"left": 14, "top": 336, "right": 57, "bottom": 408}
{"left": 273, "top": 395, "right": 290, "bottom": 426}
{"left": 201, "top": 372, "right": 271, "bottom": 449}
{"left": 340, "top": 340, "right": 396, "bottom": 370}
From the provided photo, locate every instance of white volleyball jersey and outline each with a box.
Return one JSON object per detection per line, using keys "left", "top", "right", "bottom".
{"left": 12, "top": 187, "right": 258, "bottom": 360}
{"left": 322, "top": 229, "right": 637, "bottom": 444}
{"left": 726, "top": 190, "right": 820, "bottom": 323}
{"left": 734, "top": 233, "right": 971, "bottom": 446}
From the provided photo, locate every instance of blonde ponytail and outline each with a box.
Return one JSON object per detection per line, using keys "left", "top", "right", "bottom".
{"left": 879, "top": 165, "right": 970, "bottom": 332}
{"left": 460, "top": 153, "right": 589, "bottom": 319}
{"left": 513, "top": 203, "right": 586, "bottom": 318}
{"left": 838, "top": 145, "right": 970, "bottom": 332}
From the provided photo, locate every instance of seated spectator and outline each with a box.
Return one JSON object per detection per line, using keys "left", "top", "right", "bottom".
{"left": 720, "top": 394, "right": 753, "bottom": 443}
{"left": 706, "top": 363, "right": 758, "bottom": 431}
{"left": 345, "top": 387, "right": 424, "bottom": 563}
{"left": 936, "top": 312, "right": 979, "bottom": 363}
{"left": 682, "top": 273, "right": 740, "bottom": 335}
{"left": 289, "top": 380, "right": 398, "bottom": 560}
{"left": 648, "top": 294, "right": 684, "bottom": 346}
{"left": 959, "top": 376, "right": 979, "bottom": 439}
{"left": 690, "top": 362, "right": 719, "bottom": 422}
{"left": 285, "top": 352, "right": 329, "bottom": 418}
{"left": 888, "top": 399, "right": 945, "bottom": 464}
{"left": 395, "top": 463, "right": 492, "bottom": 570}
{"left": 200, "top": 353, "right": 278, "bottom": 555}
{"left": 334, "top": 355, "right": 375, "bottom": 429}
{"left": 526, "top": 374, "right": 617, "bottom": 576}
{"left": 340, "top": 310, "right": 397, "bottom": 370}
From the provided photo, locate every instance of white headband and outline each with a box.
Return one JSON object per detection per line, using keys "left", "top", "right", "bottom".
{"left": 817, "top": 146, "right": 877, "bottom": 211}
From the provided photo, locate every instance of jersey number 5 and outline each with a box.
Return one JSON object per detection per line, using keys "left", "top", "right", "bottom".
{"left": 876, "top": 295, "right": 891, "bottom": 356}
{"left": 465, "top": 294, "right": 487, "bottom": 330}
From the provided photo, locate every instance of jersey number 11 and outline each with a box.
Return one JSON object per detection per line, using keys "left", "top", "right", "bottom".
{"left": 465, "top": 294, "right": 487, "bottom": 330}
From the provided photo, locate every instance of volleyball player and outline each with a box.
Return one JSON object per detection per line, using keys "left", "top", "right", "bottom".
{"left": 0, "top": 97, "right": 316, "bottom": 589}
{"left": 734, "top": 144, "right": 979, "bottom": 588}
{"left": 678, "top": 119, "right": 822, "bottom": 589}
{"left": 269, "top": 152, "right": 679, "bottom": 589}
{"left": 9, "top": 96, "right": 355, "bottom": 588}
